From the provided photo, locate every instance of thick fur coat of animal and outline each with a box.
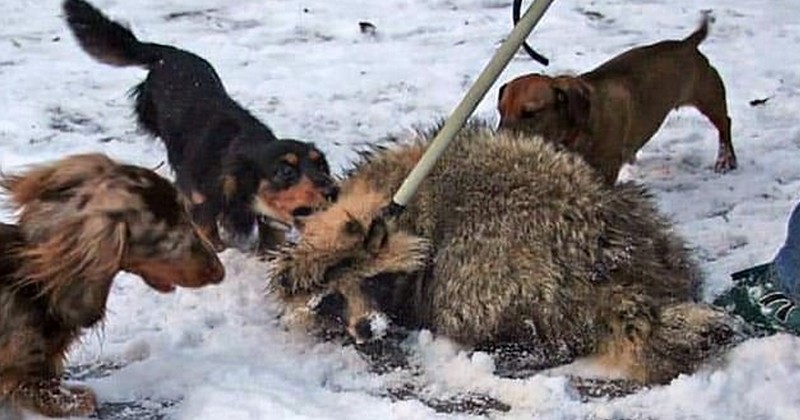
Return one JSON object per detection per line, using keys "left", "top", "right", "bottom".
{"left": 272, "top": 123, "right": 741, "bottom": 385}
{"left": 0, "top": 154, "right": 224, "bottom": 417}
{"left": 498, "top": 16, "right": 737, "bottom": 184}
{"left": 62, "top": 0, "right": 338, "bottom": 251}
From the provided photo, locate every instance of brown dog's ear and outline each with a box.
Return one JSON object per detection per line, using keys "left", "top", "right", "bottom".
{"left": 0, "top": 154, "right": 114, "bottom": 207}
{"left": 343, "top": 214, "right": 366, "bottom": 237}
{"left": 363, "top": 217, "right": 389, "bottom": 255}
{"left": 553, "top": 78, "right": 592, "bottom": 130}
{"left": 497, "top": 83, "right": 508, "bottom": 105}
{"left": 497, "top": 83, "right": 509, "bottom": 127}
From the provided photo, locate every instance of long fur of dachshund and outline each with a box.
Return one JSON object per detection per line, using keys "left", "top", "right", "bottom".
{"left": 62, "top": 0, "right": 339, "bottom": 252}
{"left": 0, "top": 154, "right": 224, "bottom": 417}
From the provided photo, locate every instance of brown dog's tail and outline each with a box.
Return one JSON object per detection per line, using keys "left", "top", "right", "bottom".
{"left": 683, "top": 14, "right": 711, "bottom": 48}
{"left": 63, "top": 0, "right": 169, "bottom": 67}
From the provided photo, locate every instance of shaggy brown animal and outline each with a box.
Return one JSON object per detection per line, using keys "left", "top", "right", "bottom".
{"left": 272, "top": 123, "right": 741, "bottom": 385}
{"left": 497, "top": 16, "right": 737, "bottom": 184}
{"left": 0, "top": 154, "right": 224, "bottom": 417}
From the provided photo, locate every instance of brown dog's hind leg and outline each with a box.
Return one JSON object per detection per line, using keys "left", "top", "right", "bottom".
{"left": 691, "top": 65, "right": 737, "bottom": 172}
{"left": 9, "top": 378, "right": 97, "bottom": 418}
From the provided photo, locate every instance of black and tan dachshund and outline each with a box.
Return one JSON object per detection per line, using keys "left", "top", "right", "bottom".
{"left": 63, "top": 0, "right": 339, "bottom": 251}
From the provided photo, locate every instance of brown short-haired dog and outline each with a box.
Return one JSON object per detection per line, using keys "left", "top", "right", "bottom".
{"left": 498, "top": 16, "right": 737, "bottom": 184}
{"left": 0, "top": 154, "right": 224, "bottom": 417}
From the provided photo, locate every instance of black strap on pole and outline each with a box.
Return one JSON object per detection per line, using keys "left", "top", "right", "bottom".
{"left": 513, "top": 0, "right": 550, "bottom": 66}
{"left": 382, "top": 0, "right": 555, "bottom": 220}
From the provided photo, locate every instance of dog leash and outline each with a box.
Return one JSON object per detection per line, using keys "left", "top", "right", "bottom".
{"left": 513, "top": 0, "right": 550, "bottom": 65}
{"left": 383, "top": 0, "right": 555, "bottom": 218}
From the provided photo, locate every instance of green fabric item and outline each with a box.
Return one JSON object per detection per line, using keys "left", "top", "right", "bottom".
{"left": 714, "top": 263, "right": 800, "bottom": 335}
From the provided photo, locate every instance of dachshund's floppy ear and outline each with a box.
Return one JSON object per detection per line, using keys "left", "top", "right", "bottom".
{"left": 497, "top": 83, "right": 511, "bottom": 127}
{"left": 0, "top": 154, "right": 114, "bottom": 207}
{"left": 552, "top": 77, "right": 592, "bottom": 130}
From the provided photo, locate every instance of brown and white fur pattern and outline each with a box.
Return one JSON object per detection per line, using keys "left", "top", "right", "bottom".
{"left": 0, "top": 154, "right": 224, "bottom": 417}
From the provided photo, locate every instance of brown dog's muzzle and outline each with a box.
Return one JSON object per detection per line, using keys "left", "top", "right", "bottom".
{"left": 255, "top": 176, "right": 338, "bottom": 229}
{"left": 127, "top": 240, "right": 224, "bottom": 292}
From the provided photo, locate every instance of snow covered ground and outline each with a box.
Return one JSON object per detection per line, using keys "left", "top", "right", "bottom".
{"left": 1, "top": 0, "right": 800, "bottom": 418}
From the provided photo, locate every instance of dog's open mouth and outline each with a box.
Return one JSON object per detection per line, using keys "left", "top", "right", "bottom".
{"left": 291, "top": 206, "right": 314, "bottom": 218}
{"left": 144, "top": 277, "right": 177, "bottom": 293}
{"left": 135, "top": 271, "right": 177, "bottom": 293}
{"left": 253, "top": 200, "right": 316, "bottom": 232}
{"left": 252, "top": 198, "right": 294, "bottom": 231}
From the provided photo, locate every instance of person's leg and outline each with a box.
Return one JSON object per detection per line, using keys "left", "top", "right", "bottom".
{"left": 773, "top": 202, "right": 800, "bottom": 299}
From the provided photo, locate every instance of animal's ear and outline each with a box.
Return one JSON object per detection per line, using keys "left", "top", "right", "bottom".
{"left": 363, "top": 217, "right": 389, "bottom": 255}
{"left": 0, "top": 154, "right": 114, "bottom": 207}
{"left": 497, "top": 83, "right": 509, "bottom": 126}
{"left": 30, "top": 219, "right": 126, "bottom": 328}
{"left": 343, "top": 217, "right": 365, "bottom": 237}
{"left": 553, "top": 78, "right": 592, "bottom": 129}
{"left": 0, "top": 167, "right": 58, "bottom": 205}
{"left": 497, "top": 83, "right": 508, "bottom": 105}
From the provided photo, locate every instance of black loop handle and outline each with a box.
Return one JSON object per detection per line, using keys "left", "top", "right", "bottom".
{"left": 513, "top": 0, "right": 550, "bottom": 66}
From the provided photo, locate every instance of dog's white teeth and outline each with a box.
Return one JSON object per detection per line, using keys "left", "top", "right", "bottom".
{"left": 269, "top": 220, "right": 292, "bottom": 231}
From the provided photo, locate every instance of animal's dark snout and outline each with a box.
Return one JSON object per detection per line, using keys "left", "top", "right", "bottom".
{"left": 354, "top": 318, "right": 373, "bottom": 342}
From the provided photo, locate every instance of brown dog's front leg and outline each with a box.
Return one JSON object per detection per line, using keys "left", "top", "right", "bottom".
{"left": 10, "top": 378, "right": 97, "bottom": 418}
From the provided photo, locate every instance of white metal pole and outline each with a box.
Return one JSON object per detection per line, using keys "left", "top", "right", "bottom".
{"left": 387, "top": 0, "right": 555, "bottom": 215}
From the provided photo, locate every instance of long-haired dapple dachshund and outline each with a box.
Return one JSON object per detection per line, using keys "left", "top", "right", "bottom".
{"left": 0, "top": 154, "right": 224, "bottom": 417}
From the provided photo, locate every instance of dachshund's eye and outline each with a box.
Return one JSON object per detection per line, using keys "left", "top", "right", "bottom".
{"left": 275, "top": 164, "right": 298, "bottom": 183}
